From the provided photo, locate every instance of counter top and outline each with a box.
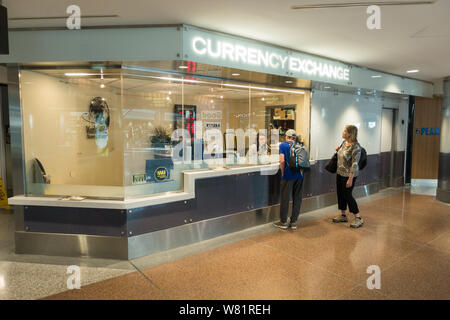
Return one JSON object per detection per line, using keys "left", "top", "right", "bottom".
{"left": 8, "top": 163, "right": 281, "bottom": 210}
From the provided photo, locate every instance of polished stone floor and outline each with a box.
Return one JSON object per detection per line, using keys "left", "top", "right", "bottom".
{"left": 1, "top": 187, "right": 449, "bottom": 300}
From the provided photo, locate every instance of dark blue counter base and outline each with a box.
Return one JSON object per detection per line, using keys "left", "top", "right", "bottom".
{"left": 24, "top": 206, "right": 126, "bottom": 237}
{"left": 128, "top": 170, "right": 281, "bottom": 236}
{"left": 23, "top": 171, "right": 281, "bottom": 237}
{"left": 22, "top": 153, "right": 394, "bottom": 237}
{"left": 302, "top": 154, "right": 382, "bottom": 197}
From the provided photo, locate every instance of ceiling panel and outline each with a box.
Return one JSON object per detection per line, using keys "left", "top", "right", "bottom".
{"left": 5, "top": 0, "right": 449, "bottom": 81}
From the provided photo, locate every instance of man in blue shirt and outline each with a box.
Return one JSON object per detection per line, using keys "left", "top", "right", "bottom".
{"left": 273, "top": 129, "right": 304, "bottom": 230}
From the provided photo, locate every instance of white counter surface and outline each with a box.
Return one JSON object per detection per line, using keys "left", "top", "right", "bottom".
{"left": 8, "top": 164, "right": 280, "bottom": 210}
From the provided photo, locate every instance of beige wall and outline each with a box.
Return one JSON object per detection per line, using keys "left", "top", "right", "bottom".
{"left": 21, "top": 70, "right": 124, "bottom": 188}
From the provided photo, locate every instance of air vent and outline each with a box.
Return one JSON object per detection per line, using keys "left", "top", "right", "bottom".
{"left": 9, "top": 14, "right": 119, "bottom": 21}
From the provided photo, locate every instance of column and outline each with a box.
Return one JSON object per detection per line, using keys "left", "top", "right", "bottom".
{"left": 437, "top": 78, "right": 450, "bottom": 203}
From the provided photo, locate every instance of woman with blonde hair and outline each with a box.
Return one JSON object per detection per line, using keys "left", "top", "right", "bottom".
{"left": 332, "top": 125, "right": 364, "bottom": 228}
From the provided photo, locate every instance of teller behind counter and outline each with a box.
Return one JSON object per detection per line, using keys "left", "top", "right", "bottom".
{"left": 146, "top": 134, "right": 275, "bottom": 181}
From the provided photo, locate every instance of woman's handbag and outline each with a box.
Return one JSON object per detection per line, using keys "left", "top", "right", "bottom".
{"left": 324, "top": 153, "right": 338, "bottom": 173}
{"left": 325, "top": 141, "right": 345, "bottom": 173}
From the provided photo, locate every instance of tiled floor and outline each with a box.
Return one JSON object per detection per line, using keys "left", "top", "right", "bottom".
{"left": 0, "top": 210, "right": 136, "bottom": 300}
{"left": 1, "top": 188, "right": 449, "bottom": 300}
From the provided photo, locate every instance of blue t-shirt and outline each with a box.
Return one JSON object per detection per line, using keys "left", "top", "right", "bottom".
{"left": 279, "top": 141, "right": 303, "bottom": 180}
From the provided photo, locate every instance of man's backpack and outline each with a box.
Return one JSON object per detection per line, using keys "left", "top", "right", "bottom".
{"left": 288, "top": 141, "right": 311, "bottom": 173}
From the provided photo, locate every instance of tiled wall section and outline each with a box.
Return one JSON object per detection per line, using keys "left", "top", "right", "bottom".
{"left": 302, "top": 154, "right": 381, "bottom": 198}
{"left": 380, "top": 151, "right": 405, "bottom": 185}
{"left": 310, "top": 89, "right": 408, "bottom": 161}
{"left": 307, "top": 88, "right": 407, "bottom": 192}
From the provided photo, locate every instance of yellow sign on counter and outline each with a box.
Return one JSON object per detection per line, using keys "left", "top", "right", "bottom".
{"left": 0, "top": 178, "right": 10, "bottom": 210}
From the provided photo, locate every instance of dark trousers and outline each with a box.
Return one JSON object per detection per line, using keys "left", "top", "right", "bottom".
{"left": 279, "top": 179, "right": 304, "bottom": 223}
{"left": 336, "top": 174, "right": 359, "bottom": 214}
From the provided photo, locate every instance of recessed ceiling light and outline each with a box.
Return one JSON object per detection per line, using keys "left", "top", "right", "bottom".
{"left": 168, "top": 91, "right": 172, "bottom": 95}
{"left": 231, "top": 73, "right": 240, "bottom": 76}
{"left": 262, "top": 98, "right": 265, "bottom": 101}
{"left": 407, "top": 69, "right": 419, "bottom": 73}
{"left": 179, "top": 66, "right": 188, "bottom": 69}
{"left": 65, "top": 73, "right": 91, "bottom": 76}
{"left": 372, "top": 75, "right": 382, "bottom": 78}
{"left": 220, "top": 96, "right": 224, "bottom": 99}
{"left": 100, "top": 84, "right": 105, "bottom": 88}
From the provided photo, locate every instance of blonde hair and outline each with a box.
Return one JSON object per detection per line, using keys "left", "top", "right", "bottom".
{"left": 345, "top": 125, "right": 358, "bottom": 142}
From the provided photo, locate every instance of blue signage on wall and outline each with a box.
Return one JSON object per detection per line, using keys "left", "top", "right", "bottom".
{"left": 415, "top": 128, "right": 440, "bottom": 136}
{"left": 145, "top": 159, "right": 173, "bottom": 183}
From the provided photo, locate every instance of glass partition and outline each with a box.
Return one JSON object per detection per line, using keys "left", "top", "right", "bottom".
{"left": 121, "top": 73, "right": 185, "bottom": 198}
{"left": 250, "top": 85, "right": 310, "bottom": 153}
{"left": 20, "top": 68, "right": 125, "bottom": 199}
{"left": 19, "top": 66, "right": 310, "bottom": 200}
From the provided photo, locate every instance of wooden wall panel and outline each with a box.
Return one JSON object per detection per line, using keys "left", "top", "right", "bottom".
{"left": 412, "top": 97, "right": 442, "bottom": 179}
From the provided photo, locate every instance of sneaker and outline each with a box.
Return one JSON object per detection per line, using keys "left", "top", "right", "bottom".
{"left": 289, "top": 222, "right": 297, "bottom": 230}
{"left": 333, "top": 214, "right": 348, "bottom": 223}
{"left": 350, "top": 217, "right": 364, "bottom": 228}
{"left": 273, "top": 221, "right": 288, "bottom": 230}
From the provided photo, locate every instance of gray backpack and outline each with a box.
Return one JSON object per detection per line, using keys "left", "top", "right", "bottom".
{"left": 288, "top": 141, "right": 311, "bottom": 173}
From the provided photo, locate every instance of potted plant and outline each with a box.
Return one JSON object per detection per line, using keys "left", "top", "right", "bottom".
{"left": 151, "top": 126, "right": 172, "bottom": 149}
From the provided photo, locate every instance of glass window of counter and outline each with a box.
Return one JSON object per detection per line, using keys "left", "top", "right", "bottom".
{"left": 19, "top": 66, "right": 310, "bottom": 201}
{"left": 20, "top": 67, "right": 125, "bottom": 200}
{"left": 250, "top": 85, "right": 310, "bottom": 152}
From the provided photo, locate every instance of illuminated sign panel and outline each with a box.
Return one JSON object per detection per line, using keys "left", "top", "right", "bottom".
{"left": 191, "top": 36, "right": 349, "bottom": 82}
{"left": 184, "top": 27, "right": 351, "bottom": 84}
